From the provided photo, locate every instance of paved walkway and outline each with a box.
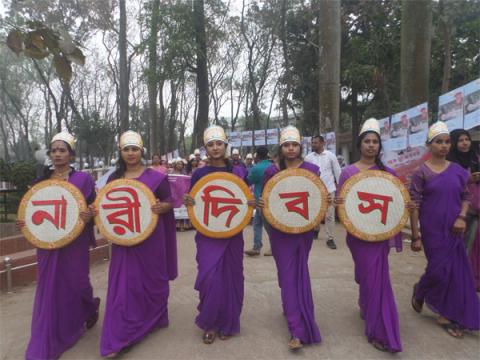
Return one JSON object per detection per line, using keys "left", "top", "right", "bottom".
{"left": 1, "top": 224, "right": 479, "bottom": 359}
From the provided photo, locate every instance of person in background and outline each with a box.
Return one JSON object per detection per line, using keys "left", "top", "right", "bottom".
{"left": 245, "top": 146, "right": 272, "bottom": 257}
{"left": 304, "top": 135, "right": 341, "bottom": 249}
{"left": 172, "top": 158, "right": 186, "bottom": 175}
{"left": 337, "top": 155, "right": 346, "bottom": 169}
{"left": 150, "top": 154, "right": 167, "bottom": 174}
{"left": 410, "top": 122, "right": 479, "bottom": 338}
{"left": 231, "top": 148, "right": 246, "bottom": 168}
{"left": 194, "top": 148, "right": 201, "bottom": 163}
{"left": 186, "top": 154, "right": 199, "bottom": 175}
{"left": 245, "top": 153, "right": 254, "bottom": 171}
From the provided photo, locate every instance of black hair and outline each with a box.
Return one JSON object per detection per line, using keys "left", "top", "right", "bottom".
{"left": 151, "top": 153, "right": 161, "bottom": 160}
{"left": 312, "top": 135, "right": 325, "bottom": 142}
{"left": 256, "top": 146, "right": 268, "bottom": 160}
{"left": 447, "top": 129, "right": 480, "bottom": 172}
{"left": 277, "top": 142, "right": 303, "bottom": 170}
{"left": 43, "top": 140, "right": 75, "bottom": 179}
{"left": 356, "top": 131, "right": 385, "bottom": 171}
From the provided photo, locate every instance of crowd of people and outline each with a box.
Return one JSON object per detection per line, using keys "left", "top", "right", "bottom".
{"left": 16, "top": 119, "right": 479, "bottom": 359}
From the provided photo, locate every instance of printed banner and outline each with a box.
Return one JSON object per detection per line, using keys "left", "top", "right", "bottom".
{"left": 229, "top": 131, "right": 242, "bottom": 147}
{"left": 254, "top": 130, "right": 266, "bottom": 145}
{"left": 382, "top": 146, "right": 429, "bottom": 183}
{"left": 439, "top": 87, "right": 464, "bottom": 131}
{"left": 407, "top": 103, "right": 429, "bottom": 148}
{"left": 389, "top": 111, "right": 409, "bottom": 151}
{"left": 379, "top": 117, "right": 392, "bottom": 152}
{"left": 266, "top": 128, "right": 279, "bottom": 145}
{"left": 463, "top": 78, "right": 480, "bottom": 130}
{"left": 241, "top": 131, "right": 253, "bottom": 147}
{"left": 325, "top": 132, "right": 336, "bottom": 154}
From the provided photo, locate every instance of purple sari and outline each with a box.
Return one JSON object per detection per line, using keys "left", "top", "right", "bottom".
{"left": 338, "top": 165, "right": 402, "bottom": 352}
{"left": 100, "top": 169, "right": 178, "bottom": 356}
{"left": 263, "top": 162, "right": 321, "bottom": 344}
{"left": 26, "top": 170, "right": 99, "bottom": 360}
{"left": 190, "top": 165, "right": 246, "bottom": 335}
{"left": 410, "top": 163, "right": 479, "bottom": 330}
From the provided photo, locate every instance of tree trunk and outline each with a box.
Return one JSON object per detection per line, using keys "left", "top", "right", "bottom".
{"left": 318, "top": 0, "right": 341, "bottom": 145}
{"left": 167, "top": 81, "right": 177, "bottom": 152}
{"left": 148, "top": 0, "right": 160, "bottom": 155}
{"left": 192, "top": 0, "right": 209, "bottom": 149}
{"left": 119, "top": 0, "right": 129, "bottom": 131}
{"left": 400, "top": 0, "right": 432, "bottom": 108}
{"left": 158, "top": 79, "right": 166, "bottom": 154}
{"left": 350, "top": 87, "right": 360, "bottom": 161}
{"left": 439, "top": 0, "right": 452, "bottom": 94}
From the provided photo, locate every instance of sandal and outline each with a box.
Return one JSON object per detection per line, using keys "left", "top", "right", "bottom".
{"left": 218, "top": 331, "right": 231, "bottom": 340}
{"left": 86, "top": 297, "right": 101, "bottom": 329}
{"left": 411, "top": 284, "right": 423, "bottom": 313}
{"left": 105, "top": 353, "right": 119, "bottom": 359}
{"left": 438, "top": 321, "right": 462, "bottom": 338}
{"left": 288, "top": 337, "right": 303, "bottom": 351}
{"left": 372, "top": 341, "right": 388, "bottom": 352}
{"left": 202, "top": 331, "right": 216, "bottom": 344}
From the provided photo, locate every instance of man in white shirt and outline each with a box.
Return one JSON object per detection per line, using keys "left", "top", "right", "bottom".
{"left": 304, "top": 135, "right": 342, "bottom": 249}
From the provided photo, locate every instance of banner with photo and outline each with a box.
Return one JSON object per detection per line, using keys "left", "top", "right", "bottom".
{"left": 241, "top": 131, "right": 253, "bottom": 147}
{"left": 389, "top": 111, "right": 409, "bottom": 151}
{"left": 229, "top": 131, "right": 242, "bottom": 147}
{"left": 302, "top": 136, "right": 312, "bottom": 155}
{"left": 266, "top": 128, "right": 279, "bottom": 145}
{"left": 167, "top": 174, "right": 191, "bottom": 219}
{"left": 463, "top": 78, "right": 480, "bottom": 130}
{"left": 407, "top": 103, "right": 429, "bottom": 148}
{"left": 382, "top": 146, "right": 429, "bottom": 183}
{"left": 254, "top": 130, "right": 266, "bottom": 145}
{"left": 325, "top": 132, "right": 336, "bottom": 154}
{"left": 439, "top": 87, "right": 464, "bottom": 131}
{"left": 379, "top": 117, "right": 391, "bottom": 151}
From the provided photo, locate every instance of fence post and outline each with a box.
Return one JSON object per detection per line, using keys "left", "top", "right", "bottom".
{"left": 4, "top": 257, "right": 13, "bottom": 293}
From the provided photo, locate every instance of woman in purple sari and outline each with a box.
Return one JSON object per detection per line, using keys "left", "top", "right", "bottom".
{"left": 258, "top": 126, "right": 321, "bottom": 351}
{"left": 447, "top": 129, "right": 480, "bottom": 291}
{"left": 99, "top": 131, "right": 177, "bottom": 357}
{"left": 335, "top": 119, "right": 404, "bottom": 353}
{"left": 410, "top": 122, "right": 479, "bottom": 338}
{"left": 18, "top": 132, "right": 100, "bottom": 360}
{"left": 184, "top": 126, "right": 252, "bottom": 344}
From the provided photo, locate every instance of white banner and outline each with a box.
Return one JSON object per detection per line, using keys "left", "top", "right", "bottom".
{"left": 407, "top": 103, "right": 429, "bottom": 148}
{"left": 379, "top": 117, "right": 391, "bottom": 152}
{"left": 229, "top": 131, "right": 242, "bottom": 147}
{"left": 389, "top": 111, "right": 408, "bottom": 151}
{"left": 463, "top": 78, "right": 480, "bottom": 130}
{"left": 266, "top": 128, "right": 279, "bottom": 145}
{"left": 439, "top": 87, "right": 464, "bottom": 131}
{"left": 254, "top": 130, "right": 266, "bottom": 145}
{"left": 241, "top": 131, "right": 253, "bottom": 147}
{"left": 325, "top": 132, "right": 336, "bottom": 154}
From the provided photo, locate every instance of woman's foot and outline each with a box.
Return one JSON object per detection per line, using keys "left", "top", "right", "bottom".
{"left": 437, "top": 318, "right": 463, "bottom": 338}
{"left": 288, "top": 337, "right": 303, "bottom": 351}
{"left": 218, "top": 331, "right": 232, "bottom": 340}
{"left": 105, "top": 353, "right": 118, "bottom": 359}
{"left": 202, "top": 331, "right": 216, "bottom": 344}
{"left": 411, "top": 283, "right": 423, "bottom": 313}
{"left": 86, "top": 297, "right": 101, "bottom": 329}
{"left": 372, "top": 341, "right": 389, "bottom": 352}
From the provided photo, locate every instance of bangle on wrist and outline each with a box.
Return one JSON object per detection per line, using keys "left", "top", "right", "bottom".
{"left": 457, "top": 214, "right": 467, "bottom": 221}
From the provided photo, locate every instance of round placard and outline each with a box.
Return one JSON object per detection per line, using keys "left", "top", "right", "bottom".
{"left": 262, "top": 168, "right": 329, "bottom": 234}
{"left": 94, "top": 179, "right": 158, "bottom": 246}
{"left": 188, "top": 172, "right": 254, "bottom": 239}
{"left": 338, "top": 170, "right": 410, "bottom": 241}
{"left": 17, "top": 179, "right": 87, "bottom": 249}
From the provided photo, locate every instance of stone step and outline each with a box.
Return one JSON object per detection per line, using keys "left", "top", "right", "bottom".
{"left": 0, "top": 234, "right": 35, "bottom": 256}
{"left": 0, "top": 237, "right": 110, "bottom": 292}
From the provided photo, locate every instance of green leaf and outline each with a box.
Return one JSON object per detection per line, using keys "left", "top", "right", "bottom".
{"left": 24, "top": 47, "right": 49, "bottom": 59}
{"left": 53, "top": 54, "right": 72, "bottom": 83}
{"left": 6, "top": 30, "right": 24, "bottom": 55}
{"left": 67, "top": 48, "right": 86, "bottom": 66}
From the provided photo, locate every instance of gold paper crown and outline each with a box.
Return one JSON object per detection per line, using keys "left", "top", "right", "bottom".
{"left": 279, "top": 125, "right": 301, "bottom": 145}
{"left": 427, "top": 121, "right": 449, "bottom": 143}
{"left": 119, "top": 131, "right": 143, "bottom": 150}
{"left": 51, "top": 131, "right": 76, "bottom": 150}
{"left": 203, "top": 125, "right": 227, "bottom": 145}
{"left": 359, "top": 118, "right": 381, "bottom": 136}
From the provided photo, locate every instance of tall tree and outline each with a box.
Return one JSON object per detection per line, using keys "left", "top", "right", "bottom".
{"left": 400, "top": 0, "right": 432, "bottom": 108}
{"left": 119, "top": 0, "right": 129, "bottom": 131}
{"left": 318, "top": 0, "right": 341, "bottom": 136}
{"left": 192, "top": 0, "right": 209, "bottom": 150}
{"left": 147, "top": 0, "right": 160, "bottom": 155}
